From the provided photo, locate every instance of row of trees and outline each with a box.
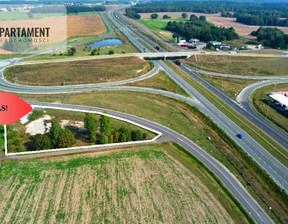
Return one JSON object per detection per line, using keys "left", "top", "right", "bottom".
{"left": 84, "top": 113, "right": 147, "bottom": 144}
{"left": 251, "top": 27, "right": 288, "bottom": 50}
{"left": 236, "top": 14, "right": 288, "bottom": 27}
{"left": 166, "top": 15, "right": 238, "bottom": 42}
{"left": 30, "top": 5, "right": 105, "bottom": 14}
{"left": 130, "top": 1, "right": 288, "bottom": 18}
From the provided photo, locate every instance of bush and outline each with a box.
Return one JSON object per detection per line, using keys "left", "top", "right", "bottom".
{"left": 56, "top": 129, "right": 76, "bottom": 148}
{"left": 163, "top": 15, "right": 171, "bottom": 19}
{"left": 131, "top": 130, "right": 143, "bottom": 141}
{"left": 100, "top": 135, "right": 108, "bottom": 144}
{"left": 29, "top": 110, "right": 44, "bottom": 121}
{"left": 91, "top": 49, "right": 97, "bottom": 55}
{"left": 67, "top": 47, "right": 76, "bottom": 56}
{"left": 151, "top": 13, "right": 159, "bottom": 19}
{"left": 119, "top": 132, "right": 127, "bottom": 142}
{"left": 182, "top": 13, "right": 187, "bottom": 18}
{"left": 32, "top": 134, "right": 52, "bottom": 151}
{"left": 108, "top": 50, "right": 114, "bottom": 55}
{"left": 118, "top": 127, "right": 131, "bottom": 141}
{"left": 109, "top": 134, "right": 114, "bottom": 143}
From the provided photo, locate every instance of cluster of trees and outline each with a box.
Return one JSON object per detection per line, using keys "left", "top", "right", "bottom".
{"left": 32, "top": 120, "right": 76, "bottom": 151}
{"left": 251, "top": 27, "right": 288, "bottom": 49}
{"left": 166, "top": 15, "right": 238, "bottom": 42}
{"left": 125, "top": 8, "right": 141, "bottom": 19}
{"left": 151, "top": 13, "right": 159, "bottom": 19}
{"left": 30, "top": 5, "right": 105, "bottom": 14}
{"left": 236, "top": 14, "right": 288, "bottom": 27}
{"left": 84, "top": 113, "right": 147, "bottom": 144}
{"left": 67, "top": 47, "right": 76, "bottom": 56}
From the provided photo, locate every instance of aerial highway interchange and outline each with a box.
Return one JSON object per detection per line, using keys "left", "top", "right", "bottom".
{"left": 1, "top": 4, "right": 288, "bottom": 224}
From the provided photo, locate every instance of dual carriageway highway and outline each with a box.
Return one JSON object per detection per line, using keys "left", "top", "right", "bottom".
{"left": 0, "top": 5, "right": 288, "bottom": 223}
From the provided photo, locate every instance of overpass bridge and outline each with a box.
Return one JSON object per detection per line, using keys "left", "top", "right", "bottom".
{"left": 136, "top": 52, "right": 194, "bottom": 60}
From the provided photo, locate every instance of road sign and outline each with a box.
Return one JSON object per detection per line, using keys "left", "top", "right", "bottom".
{"left": 0, "top": 92, "right": 32, "bottom": 125}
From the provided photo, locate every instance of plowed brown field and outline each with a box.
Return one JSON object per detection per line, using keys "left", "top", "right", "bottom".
{"left": 0, "top": 14, "right": 106, "bottom": 53}
{"left": 67, "top": 14, "right": 106, "bottom": 37}
{"left": 139, "top": 12, "right": 288, "bottom": 38}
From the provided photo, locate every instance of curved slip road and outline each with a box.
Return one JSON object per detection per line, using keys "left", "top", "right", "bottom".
{"left": 181, "top": 64, "right": 288, "bottom": 151}
{"left": 16, "top": 101, "right": 272, "bottom": 224}
{"left": 0, "top": 61, "right": 160, "bottom": 90}
{"left": 237, "top": 80, "right": 288, "bottom": 134}
{"left": 185, "top": 65, "right": 288, "bottom": 80}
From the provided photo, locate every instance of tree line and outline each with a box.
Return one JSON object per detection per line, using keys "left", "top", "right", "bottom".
{"left": 30, "top": 5, "right": 105, "bottom": 14}
{"left": 236, "top": 14, "right": 288, "bottom": 27}
{"left": 165, "top": 14, "right": 238, "bottom": 42}
{"left": 128, "top": 1, "right": 288, "bottom": 17}
{"left": 85, "top": 113, "right": 147, "bottom": 144}
{"left": 251, "top": 27, "right": 288, "bottom": 49}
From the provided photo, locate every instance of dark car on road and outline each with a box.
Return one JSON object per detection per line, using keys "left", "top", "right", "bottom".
{"left": 237, "top": 133, "right": 244, "bottom": 139}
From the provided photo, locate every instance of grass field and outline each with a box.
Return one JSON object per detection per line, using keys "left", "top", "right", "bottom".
{"left": 186, "top": 55, "right": 288, "bottom": 77}
{"left": 0, "top": 143, "right": 252, "bottom": 223}
{"left": 126, "top": 71, "right": 188, "bottom": 96}
{"left": 5, "top": 57, "right": 150, "bottom": 86}
{"left": 251, "top": 83, "right": 288, "bottom": 134}
{"left": 198, "top": 73, "right": 259, "bottom": 98}
{"left": 138, "top": 18, "right": 187, "bottom": 31}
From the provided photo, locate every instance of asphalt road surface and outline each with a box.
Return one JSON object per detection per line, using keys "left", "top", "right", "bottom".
{"left": 182, "top": 64, "right": 288, "bottom": 151}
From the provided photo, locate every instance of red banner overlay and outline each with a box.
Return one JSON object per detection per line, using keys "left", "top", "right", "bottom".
{"left": 0, "top": 92, "right": 32, "bottom": 125}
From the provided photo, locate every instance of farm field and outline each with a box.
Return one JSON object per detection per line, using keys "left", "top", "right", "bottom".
{"left": 138, "top": 18, "right": 188, "bottom": 31}
{"left": 138, "top": 18, "right": 187, "bottom": 42}
{"left": 4, "top": 57, "right": 150, "bottom": 86}
{"left": 0, "top": 143, "right": 250, "bottom": 224}
{"left": 0, "top": 14, "right": 106, "bottom": 54}
{"left": 186, "top": 55, "right": 288, "bottom": 77}
{"left": 67, "top": 14, "right": 106, "bottom": 37}
{"left": 15, "top": 91, "right": 288, "bottom": 223}
{"left": 251, "top": 83, "right": 288, "bottom": 134}
{"left": 139, "top": 12, "right": 288, "bottom": 38}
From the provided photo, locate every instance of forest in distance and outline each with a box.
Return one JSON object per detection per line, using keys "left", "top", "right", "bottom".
{"left": 128, "top": 0, "right": 288, "bottom": 26}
